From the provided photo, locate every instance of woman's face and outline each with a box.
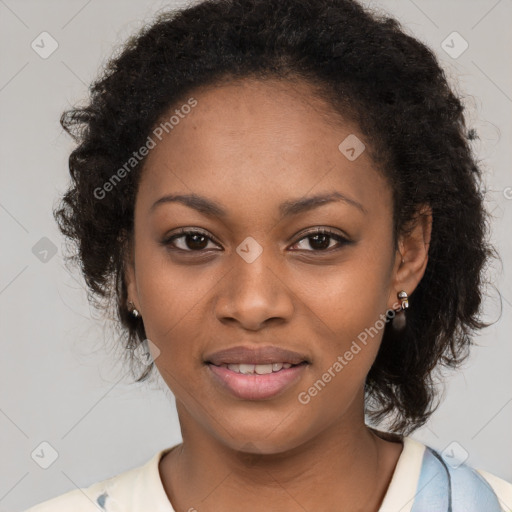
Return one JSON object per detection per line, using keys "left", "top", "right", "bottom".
{"left": 125, "top": 78, "right": 418, "bottom": 453}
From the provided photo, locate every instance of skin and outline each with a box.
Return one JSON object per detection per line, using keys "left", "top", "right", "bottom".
{"left": 124, "top": 78, "right": 432, "bottom": 512}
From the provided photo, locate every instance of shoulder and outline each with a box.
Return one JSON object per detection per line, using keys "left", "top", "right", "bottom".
{"left": 411, "top": 437, "right": 512, "bottom": 512}
{"left": 476, "top": 468, "right": 512, "bottom": 509}
{"left": 23, "top": 482, "right": 113, "bottom": 512}
{"left": 379, "top": 436, "right": 512, "bottom": 512}
{"left": 23, "top": 446, "right": 178, "bottom": 512}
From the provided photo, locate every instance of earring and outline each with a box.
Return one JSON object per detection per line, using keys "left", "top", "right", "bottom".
{"left": 392, "top": 290, "right": 408, "bottom": 330}
{"left": 127, "top": 300, "right": 141, "bottom": 318}
{"left": 397, "top": 290, "right": 409, "bottom": 310}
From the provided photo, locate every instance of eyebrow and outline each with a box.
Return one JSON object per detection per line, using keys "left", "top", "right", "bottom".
{"left": 150, "top": 191, "right": 367, "bottom": 218}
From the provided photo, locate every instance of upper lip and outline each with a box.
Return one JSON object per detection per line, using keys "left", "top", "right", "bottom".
{"left": 205, "top": 345, "right": 309, "bottom": 366}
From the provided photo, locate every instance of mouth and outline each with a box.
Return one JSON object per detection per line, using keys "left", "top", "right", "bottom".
{"left": 206, "top": 361, "right": 309, "bottom": 400}
{"left": 204, "top": 345, "right": 310, "bottom": 400}
{"left": 204, "top": 345, "right": 310, "bottom": 367}
{"left": 208, "top": 361, "right": 308, "bottom": 374}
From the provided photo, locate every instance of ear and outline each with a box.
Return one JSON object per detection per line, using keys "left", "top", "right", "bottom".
{"left": 387, "top": 204, "right": 432, "bottom": 311}
{"left": 122, "top": 230, "right": 140, "bottom": 312}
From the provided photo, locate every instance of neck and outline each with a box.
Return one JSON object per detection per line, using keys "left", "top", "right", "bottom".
{"left": 159, "top": 404, "right": 403, "bottom": 512}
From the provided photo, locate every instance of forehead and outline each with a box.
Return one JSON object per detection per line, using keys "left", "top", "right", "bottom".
{"left": 137, "top": 78, "right": 392, "bottom": 219}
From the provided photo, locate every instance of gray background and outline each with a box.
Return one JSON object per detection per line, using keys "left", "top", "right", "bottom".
{"left": 1, "top": 0, "right": 511, "bottom": 510}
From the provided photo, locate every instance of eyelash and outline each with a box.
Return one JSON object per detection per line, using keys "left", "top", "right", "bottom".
{"left": 161, "top": 227, "right": 351, "bottom": 254}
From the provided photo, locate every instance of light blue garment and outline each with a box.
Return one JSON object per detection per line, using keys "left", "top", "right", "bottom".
{"left": 411, "top": 446, "right": 502, "bottom": 512}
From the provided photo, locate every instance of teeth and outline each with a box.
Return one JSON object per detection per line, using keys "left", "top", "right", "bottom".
{"left": 255, "top": 364, "right": 273, "bottom": 374}
{"left": 239, "top": 364, "right": 255, "bottom": 374}
{"left": 220, "top": 362, "right": 296, "bottom": 374}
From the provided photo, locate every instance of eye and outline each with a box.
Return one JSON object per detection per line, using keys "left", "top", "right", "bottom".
{"left": 162, "top": 228, "right": 221, "bottom": 252}
{"left": 290, "top": 228, "right": 352, "bottom": 252}
{"left": 162, "top": 227, "right": 352, "bottom": 254}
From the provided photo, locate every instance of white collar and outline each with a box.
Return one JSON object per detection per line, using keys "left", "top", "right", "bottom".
{"left": 377, "top": 436, "right": 426, "bottom": 512}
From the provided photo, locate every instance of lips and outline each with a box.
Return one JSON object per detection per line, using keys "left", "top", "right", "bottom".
{"left": 207, "top": 362, "right": 308, "bottom": 400}
{"left": 205, "top": 345, "right": 310, "bottom": 366}
{"left": 204, "top": 345, "right": 310, "bottom": 400}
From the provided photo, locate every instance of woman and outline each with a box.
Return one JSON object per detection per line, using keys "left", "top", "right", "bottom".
{"left": 25, "top": 0, "right": 512, "bottom": 510}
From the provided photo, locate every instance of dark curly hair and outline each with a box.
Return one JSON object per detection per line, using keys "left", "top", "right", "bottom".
{"left": 55, "top": 0, "right": 499, "bottom": 435}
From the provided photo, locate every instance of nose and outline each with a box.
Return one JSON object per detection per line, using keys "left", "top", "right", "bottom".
{"left": 214, "top": 249, "right": 294, "bottom": 331}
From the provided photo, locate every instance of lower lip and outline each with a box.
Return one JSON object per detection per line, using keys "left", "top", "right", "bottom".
{"left": 207, "top": 363, "right": 308, "bottom": 400}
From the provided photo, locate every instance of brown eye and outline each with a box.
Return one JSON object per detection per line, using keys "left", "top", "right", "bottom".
{"left": 162, "top": 229, "right": 221, "bottom": 252}
{"left": 308, "top": 233, "right": 331, "bottom": 250}
{"left": 291, "top": 229, "right": 351, "bottom": 252}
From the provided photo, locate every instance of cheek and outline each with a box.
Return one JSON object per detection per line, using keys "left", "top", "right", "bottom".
{"left": 296, "top": 250, "right": 390, "bottom": 324}
{"left": 133, "top": 245, "right": 214, "bottom": 364}
{"left": 290, "top": 247, "right": 391, "bottom": 370}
